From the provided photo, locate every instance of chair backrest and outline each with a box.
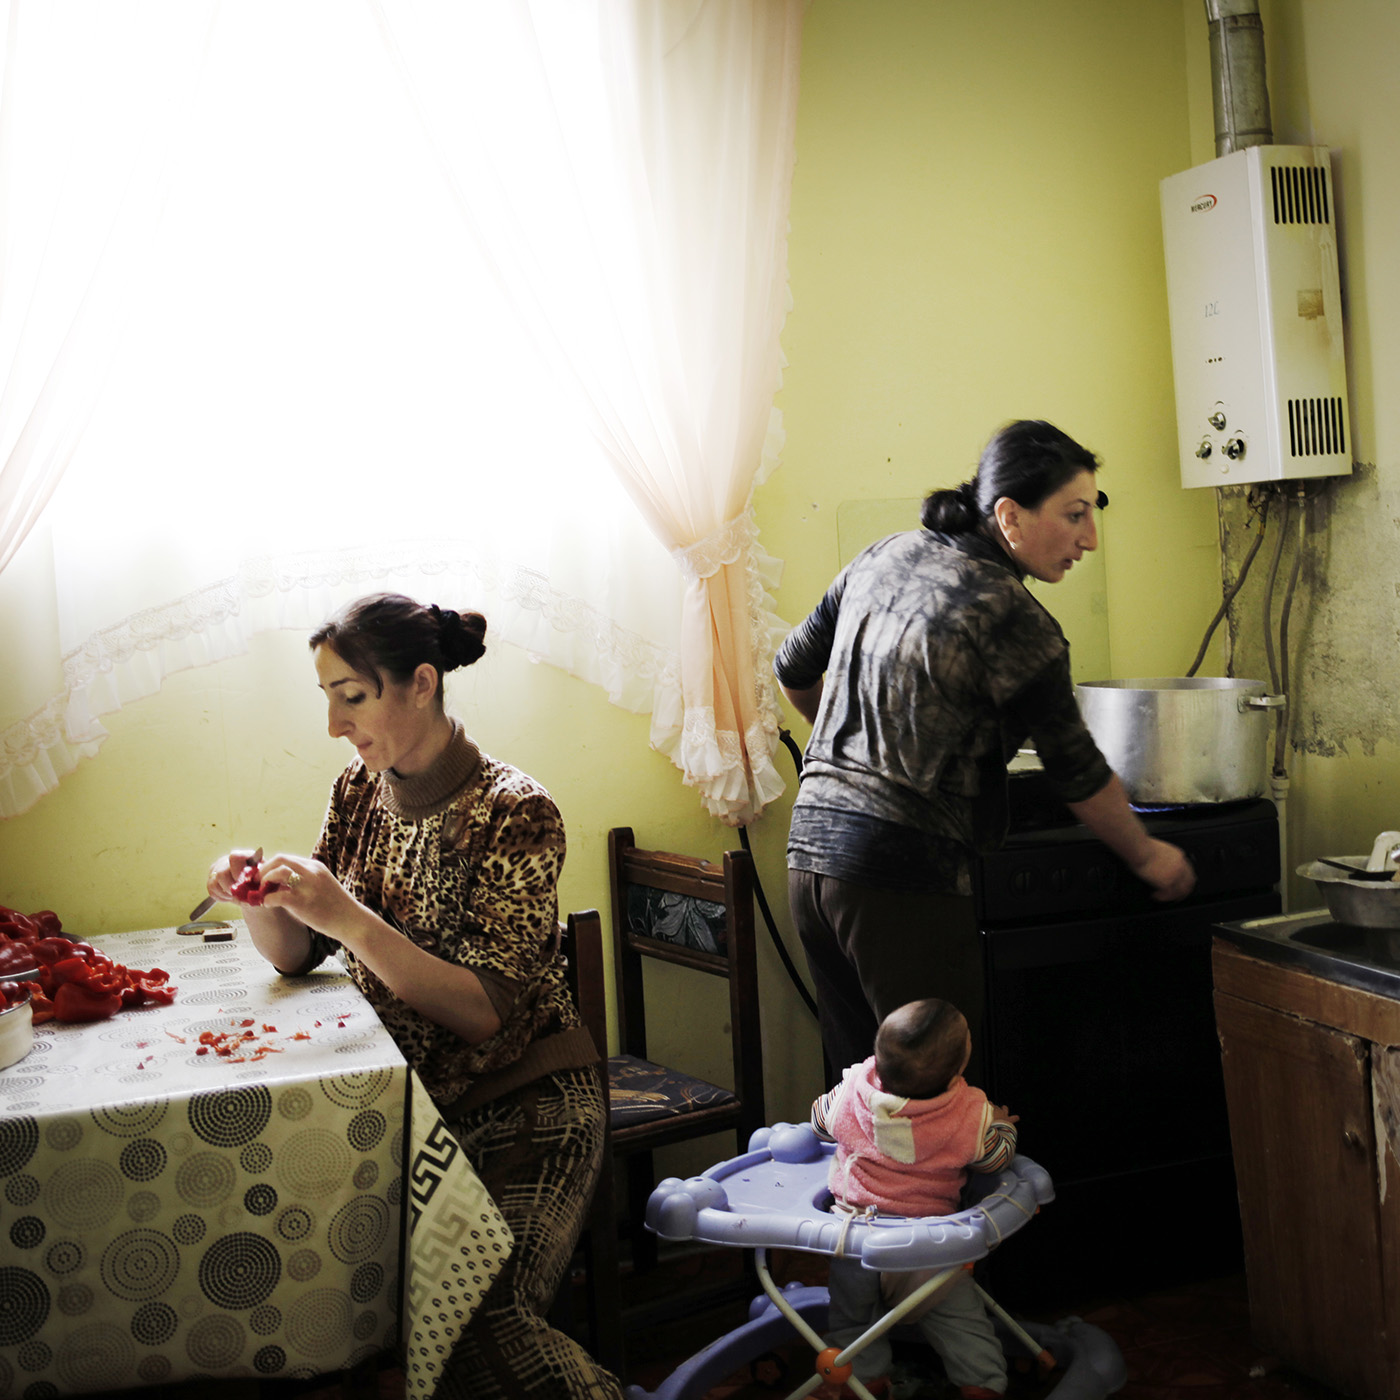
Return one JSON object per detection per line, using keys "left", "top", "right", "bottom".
{"left": 606, "top": 826, "right": 766, "bottom": 1143}
{"left": 561, "top": 909, "right": 609, "bottom": 1067}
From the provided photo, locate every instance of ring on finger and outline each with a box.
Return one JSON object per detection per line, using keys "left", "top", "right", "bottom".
{"left": 287, "top": 871, "right": 302, "bottom": 890}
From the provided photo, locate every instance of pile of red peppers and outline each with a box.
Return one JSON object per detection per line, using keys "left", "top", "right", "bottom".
{"left": 0, "top": 904, "right": 176, "bottom": 1025}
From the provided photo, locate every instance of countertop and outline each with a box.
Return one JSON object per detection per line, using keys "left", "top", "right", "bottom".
{"left": 1213, "top": 906, "right": 1400, "bottom": 1001}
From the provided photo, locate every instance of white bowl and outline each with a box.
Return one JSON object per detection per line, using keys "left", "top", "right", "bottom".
{"left": 0, "top": 995, "right": 34, "bottom": 1071}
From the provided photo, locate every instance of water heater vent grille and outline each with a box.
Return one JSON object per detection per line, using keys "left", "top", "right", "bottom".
{"left": 1270, "top": 164, "right": 1330, "bottom": 226}
{"left": 1287, "top": 396, "right": 1346, "bottom": 457}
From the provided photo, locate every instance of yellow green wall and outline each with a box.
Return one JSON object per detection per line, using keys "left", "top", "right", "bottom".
{"left": 760, "top": 0, "right": 1222, "bottom": 682}
{"left": 11, "top": 0, "right": 1393, "bottom": 1153}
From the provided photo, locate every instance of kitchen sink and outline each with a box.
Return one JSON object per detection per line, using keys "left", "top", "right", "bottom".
{"left": 1214, "top": 907, "right": 1400, "bottom": 1000}
{"left": 1287, "top": 920, "right": 1400, "bottom": 961}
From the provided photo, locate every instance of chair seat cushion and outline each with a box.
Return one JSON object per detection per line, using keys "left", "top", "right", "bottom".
{"left": 607, "top": 1053, "right": 736, "bottom": 1129}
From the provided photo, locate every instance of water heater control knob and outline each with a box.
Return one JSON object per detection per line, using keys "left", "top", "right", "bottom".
{"left": 1223, "top": 436, "right": 1247, "bottom": 460}
{"left": 1208, "top": 409, "right": 1227, "bottom": 431}
{"left": 1196, "top": 440, "right": 1213, "bottom": 459}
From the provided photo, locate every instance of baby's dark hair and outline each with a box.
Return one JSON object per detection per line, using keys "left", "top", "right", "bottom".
{"left": 874, "top": 998, "right": 969, "bottom": 1100}
{"left": 309, "top": 592, "right": 486, "bottom": 699}
{"left": 921, "top": 418, "right": 1104, "bottom": 535}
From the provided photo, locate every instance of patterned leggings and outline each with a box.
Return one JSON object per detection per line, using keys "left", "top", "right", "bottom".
{"left": 441, "top": 1066, "right": 623, "bottom": 1400}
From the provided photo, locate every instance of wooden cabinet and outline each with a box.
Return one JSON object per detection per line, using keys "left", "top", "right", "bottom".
{"left": 1213, "top": 941, "right": 1400, "bottom": 1400}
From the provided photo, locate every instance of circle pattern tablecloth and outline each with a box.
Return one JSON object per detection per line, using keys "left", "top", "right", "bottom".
{"left": 0, "top": 926, "right": 510, "bottom": 1398}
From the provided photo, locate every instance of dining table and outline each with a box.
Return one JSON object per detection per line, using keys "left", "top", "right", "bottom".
{"left": 0, "top": 923, "right": 512, "bottom": 1398}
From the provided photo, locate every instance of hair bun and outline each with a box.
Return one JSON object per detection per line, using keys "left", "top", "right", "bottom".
{"left": 433, "top": 606, "right": 487, "bottom": 670}
{"left": 920, "top": 481, "right": 980, "bottom": 534}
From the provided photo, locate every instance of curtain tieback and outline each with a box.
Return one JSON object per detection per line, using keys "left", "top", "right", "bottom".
{"left": 671, "top": 512, "right": 756, "bottom": 583}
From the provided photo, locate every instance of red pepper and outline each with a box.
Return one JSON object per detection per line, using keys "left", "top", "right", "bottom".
{"left": 31, "top": 937, "right": 92, "bottom": 966}
{"left": 124, "top": 972, "right": 176, "bottom": 1008}
{"left": 52, "top": 979, "right": 124, "bottom": 1022}
{"left": 0, "top": 980, "right": 32, "bottom": 1010}
{"left": 0, "top": 942, "right": 35, "bottom": 976}
{"left": 50, "top": 956, "right": 124, "bottom": 993}
{"left": 28, "top": 987, "right": 54, "bottom": 1024}
{"left": 2, "top": 906, "right": 175, "bottom": 1021}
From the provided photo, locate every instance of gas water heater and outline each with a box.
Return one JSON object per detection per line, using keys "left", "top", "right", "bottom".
{"left": 1160, "top": 144, "right": 1351, "bottom": 489}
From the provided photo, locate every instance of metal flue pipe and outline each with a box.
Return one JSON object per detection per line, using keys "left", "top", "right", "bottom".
{"left": 1205, "top": 0, "right": 1274, "bottom": 155}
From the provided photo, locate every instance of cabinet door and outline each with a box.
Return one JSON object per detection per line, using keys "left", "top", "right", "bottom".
{"left": 1215, "top": 988, "right": 1392, "bottom": 1400}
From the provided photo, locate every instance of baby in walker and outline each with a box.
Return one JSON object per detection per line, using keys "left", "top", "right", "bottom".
{"left": 811, "top": 997, "right": 1019, "bottom": 1400}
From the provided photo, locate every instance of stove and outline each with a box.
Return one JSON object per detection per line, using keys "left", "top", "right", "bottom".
{"left": 973, "top": 771, "right": 1281, "bottom": 1307}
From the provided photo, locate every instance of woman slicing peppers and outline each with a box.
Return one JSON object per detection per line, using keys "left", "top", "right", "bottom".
{"left": 203, "top": 592, "right": 622, "bottom": 1400}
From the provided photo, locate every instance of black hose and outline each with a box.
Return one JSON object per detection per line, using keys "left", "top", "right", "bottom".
{"left": 737, "top": 729, "right": 818, "bottom": 1020}
{"left": 1260, "top": 495, "right": 1289, "bottom": 696}
{"left": 1274, "top": 496, "right": 1306, "bottom": 774}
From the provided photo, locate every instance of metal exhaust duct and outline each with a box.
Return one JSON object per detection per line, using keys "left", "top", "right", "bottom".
{"left": 1205, "top": 0, "right": 1274, "bottom": 155}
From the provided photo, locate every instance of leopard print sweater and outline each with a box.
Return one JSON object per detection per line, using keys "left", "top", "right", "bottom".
{"left": 303, "top": 722, "right": 595, "bottom": 1114}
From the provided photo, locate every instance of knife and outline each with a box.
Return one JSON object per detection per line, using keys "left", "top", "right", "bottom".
{"left": 189, "top": 847, "right": 262, "bottom": 921}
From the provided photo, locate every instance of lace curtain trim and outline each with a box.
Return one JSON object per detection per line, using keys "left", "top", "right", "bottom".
{"left": 1, "top": 538, "right": 684, "bottom": 820}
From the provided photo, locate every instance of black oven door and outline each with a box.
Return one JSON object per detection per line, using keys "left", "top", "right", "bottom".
{"left": 977, "top": 889, "right": 1278, "bottom": 1306}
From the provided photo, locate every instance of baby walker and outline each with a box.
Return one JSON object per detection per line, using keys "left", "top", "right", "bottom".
{"left": 625, "top": 1123, "right": 1126, "bottom": 1400}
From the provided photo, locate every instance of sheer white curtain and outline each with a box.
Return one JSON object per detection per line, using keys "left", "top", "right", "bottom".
{"left": 0, "top": 0, "right": 801, "bottom": 824}
{"left": 370, "top": 0, "right": 802, "bottom": 822}
{"left": 0, "top": 3, "right": 216, "bottom": 575}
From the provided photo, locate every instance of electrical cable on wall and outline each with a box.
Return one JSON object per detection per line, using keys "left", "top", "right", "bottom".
{"left": 1188, "top": 479, "right": 1320, "bottom": 781}
{"left": 1186, "top": 493, "right": 1270, "bottom": 678}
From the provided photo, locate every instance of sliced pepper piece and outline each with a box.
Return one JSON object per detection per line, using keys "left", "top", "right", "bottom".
{"left": 52, "top": 979, "right": 124, "bottom": 1022}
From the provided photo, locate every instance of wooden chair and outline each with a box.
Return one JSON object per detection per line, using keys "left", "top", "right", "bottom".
{"left": 604, "top": 828, "right": 766, "bottom": 1299}
{"left": 555, "top": 839, "right": 767, "bottom": 1378}
{"left": 554, "top": 908, "right": 625, "bottom": 1377}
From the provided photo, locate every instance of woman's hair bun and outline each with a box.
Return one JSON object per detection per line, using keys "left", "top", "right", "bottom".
{"left": 432, "top": 605, "right": 487, "bottom": 670}
{"left": 920, "top": 479, "right": 981, "bottom": 534}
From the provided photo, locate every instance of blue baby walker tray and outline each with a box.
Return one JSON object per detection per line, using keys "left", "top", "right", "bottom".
{"left": 626, "top": 1123, "right": 1126, "bottom": 1400}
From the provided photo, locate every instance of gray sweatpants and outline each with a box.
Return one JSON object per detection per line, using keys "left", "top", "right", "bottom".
{"left": 827, "top": 1258, "right": 1007, "bottom": 1389}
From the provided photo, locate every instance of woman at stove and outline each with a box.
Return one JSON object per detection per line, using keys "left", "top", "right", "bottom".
{"left": 205, "top": 592, "right": 622, "bottom": 1400}
{"left": 775, "top": 419, "right": 1196, "bottom": 1079}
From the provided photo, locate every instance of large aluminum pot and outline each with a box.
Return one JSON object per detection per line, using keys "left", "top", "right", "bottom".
{"left": 1074, "top": 677, "right": 1285, "bottom": 805}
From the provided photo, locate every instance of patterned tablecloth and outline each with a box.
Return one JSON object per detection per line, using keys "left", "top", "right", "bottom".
{"left": 0, "top": 925, "right": 511, "bottom": 1398}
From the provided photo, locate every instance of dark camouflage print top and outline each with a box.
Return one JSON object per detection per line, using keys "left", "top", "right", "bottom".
{"left": 774, "top": 529, "right": 1111, "bottom": 895}
{"left": 300, "top": 721, "right": 594, "bottom": 1115}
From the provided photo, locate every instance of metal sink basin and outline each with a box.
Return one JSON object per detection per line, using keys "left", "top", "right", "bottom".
{"left": 1214, "top": 908, "right": 1400, "bottom": 999}
{"left": 1287, "top": 920, "right": 1400, "bottom": 962}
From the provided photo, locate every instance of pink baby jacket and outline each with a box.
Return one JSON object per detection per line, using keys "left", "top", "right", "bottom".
{"left": 826, "top": 1057, "right": 993, "bottom": 1217}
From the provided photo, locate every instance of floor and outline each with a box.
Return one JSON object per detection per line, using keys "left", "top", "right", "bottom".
{"left": 68, "top": 1247, "right": 1349, "bottom": 1400}
{"left": 616, "top": 1249, "right": 1350, "bottom": 1400}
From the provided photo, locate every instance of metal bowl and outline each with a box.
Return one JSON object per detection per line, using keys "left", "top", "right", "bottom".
{"left": 1298, "top": 858, "right": 1400, "bottom": 928}
{"left": 0, "top": 993, "right": 34, "bottom": 1071}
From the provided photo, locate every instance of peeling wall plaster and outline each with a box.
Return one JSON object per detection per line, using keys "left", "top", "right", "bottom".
{"left": 1220, "top": 462, "right": 1400, "bottom": 761}
{"left": 1373, "top": 1044, "right": 1400, "bottom": 1203}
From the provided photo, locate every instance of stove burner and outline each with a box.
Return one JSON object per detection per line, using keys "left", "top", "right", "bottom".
{"left": 1130, "top": 798, "right": 1258, "bottom": 818}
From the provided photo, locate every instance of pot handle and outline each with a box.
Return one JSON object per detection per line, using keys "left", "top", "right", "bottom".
{"left": 1240, "top": 693, "right": 1286, "bottom": 711}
